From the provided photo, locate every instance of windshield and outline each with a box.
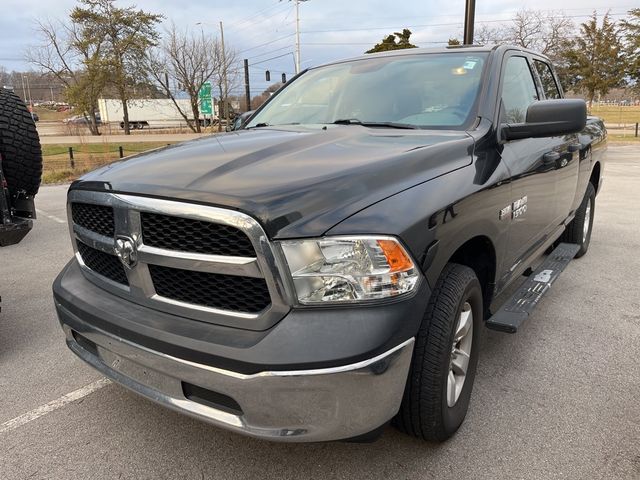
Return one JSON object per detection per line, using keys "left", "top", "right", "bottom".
{"left": 246, "top": 52, "right": 487, "bottom": 130}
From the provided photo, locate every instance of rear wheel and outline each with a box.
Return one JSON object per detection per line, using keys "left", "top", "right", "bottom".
{"left": 394, "top": 263, "right": 483, "bottom": 441}
{"left": 560, "top": 182, "right": 595, "bottom": 258}
{"left": 0, "top": 89, "right": 42, "bottom": 197}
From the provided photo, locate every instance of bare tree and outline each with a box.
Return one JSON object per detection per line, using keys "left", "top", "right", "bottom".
{"left": 215, "top": 48, "right": 240, "bottom": 131}
{"left": 473, "top": 24, "right": 503, "bottom": 45}
{"left": 508, "top": 10, "right": 574, "bottom": 60}
{"left": 467, "top": 10, "right": 574, "bottom": 61}
{"left": 147, "top": 24, "right": 222, "bottom": 133}
{"left": 27, "top": 19, "right": 106, "bottom": 135}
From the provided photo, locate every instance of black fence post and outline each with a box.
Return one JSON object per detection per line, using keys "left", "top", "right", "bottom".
{"left": 68, "top": 147, "right": 75, "bottom": 169}
{"left": 119, "top": 146, "right": 124, "bottom": 158}
{"left": 635, "top": 122, "right": 638, "bottom": 138}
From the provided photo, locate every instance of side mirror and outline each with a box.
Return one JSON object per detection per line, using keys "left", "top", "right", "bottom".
{"left": 502, "top": 99, "right": 587, "bottom": 141}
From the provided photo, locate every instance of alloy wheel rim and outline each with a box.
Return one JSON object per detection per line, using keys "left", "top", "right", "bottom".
{"left": 447, "top": 302, "right": 473, "bottom": 408}
{"left": 583, "top": 199, "right": 592, "bottom": 243}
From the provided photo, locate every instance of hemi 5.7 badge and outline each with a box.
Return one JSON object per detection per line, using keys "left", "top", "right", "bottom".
{"left": 500, "top": 196, "right": 528, "bottom": 220}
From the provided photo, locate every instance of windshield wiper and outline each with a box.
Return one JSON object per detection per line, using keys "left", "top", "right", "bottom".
{"left": 246, "top": 122, "right": 302, "bottom": 129}
{"left": 246, "top": 122, "right": 270, "bottom": 129}
{"left": 332, "top": 119, "right": 418, "bottom": 129}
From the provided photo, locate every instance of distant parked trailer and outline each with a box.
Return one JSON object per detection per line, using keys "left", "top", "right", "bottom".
{"left": 98, "top": 98, "right": 216, "bottom": 130}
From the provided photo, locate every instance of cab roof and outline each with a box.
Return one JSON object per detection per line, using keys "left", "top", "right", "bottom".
{"left": 312, "top": 44, "right": 549, "bottom": 70}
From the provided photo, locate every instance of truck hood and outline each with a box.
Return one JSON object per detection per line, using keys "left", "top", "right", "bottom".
{"left": 72, "top": 126, "right": 473, "bottom": 237}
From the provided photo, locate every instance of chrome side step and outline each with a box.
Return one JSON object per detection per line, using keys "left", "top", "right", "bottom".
{"left": 486, "top": 243, "right": 580, "bottom": 333}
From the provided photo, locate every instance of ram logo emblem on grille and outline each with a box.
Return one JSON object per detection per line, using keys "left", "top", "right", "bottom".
{"left": 114, "top": 236, "right": 138, "bottom": 270}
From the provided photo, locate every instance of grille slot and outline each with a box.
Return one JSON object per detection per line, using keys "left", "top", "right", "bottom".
{"left": 141, "top": 212, "right": 255, "bottom": 257}
{"left": 71, "top": 203, "right": 115, "bottom": 237}
{"left": 77, "top": 241, "right": 129, "bottom": 286}
{"left": 149, "top": 264, "right": 270, "bottom": 313}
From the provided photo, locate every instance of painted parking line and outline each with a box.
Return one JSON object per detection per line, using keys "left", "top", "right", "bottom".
{"left": 0, "top": 378, "right": 111, "bottom": 434}
{"left": 36, "top": 209, "right": 67, "bottom": 224}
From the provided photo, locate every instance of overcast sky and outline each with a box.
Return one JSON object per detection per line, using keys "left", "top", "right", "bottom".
{"left": 0, "top": 0, "right": 634, "bottom": 97}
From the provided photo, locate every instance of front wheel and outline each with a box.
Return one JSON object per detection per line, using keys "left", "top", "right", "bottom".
{"left": 560, "top": 182, "right": 596, "bottom": 258}
{"left": 394, "top": 263, "right": 483, "bottom": 441}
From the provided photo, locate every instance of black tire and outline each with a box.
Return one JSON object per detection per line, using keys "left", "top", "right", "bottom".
{"left": 394, "top": 263, "right": 483, "bottom": 442}
{"left": 559, "top": 182, "right": 595, "bottom": 258}
{"left": 0, "top": 89, "right": 42, "bottom": 196}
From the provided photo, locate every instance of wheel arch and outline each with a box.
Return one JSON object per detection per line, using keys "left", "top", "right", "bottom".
{"left": 590, "top": 161, "right": 601, "bottom": 194}
{"left": 427, "top": 235, "right": 497, "bottom": 316}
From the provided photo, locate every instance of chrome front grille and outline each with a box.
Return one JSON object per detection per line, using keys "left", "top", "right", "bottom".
{"left": 67, "top": 190, "right": 291, "bottom": 330}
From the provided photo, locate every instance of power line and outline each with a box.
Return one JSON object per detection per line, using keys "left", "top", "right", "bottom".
{"left": 237, "top": 33, "right": 296, "bottom": 54}
{"left": 313, "top": 5, "right": 638, "bottom": 25}
{"left": 300, "top": 12, "right": 631, "bottom": 35}
{"left": 225, "top": 1, "right": 289, "bottom": 30}
{"left": 231, "top": 21, "right": 295, "bottom": 48}
{"left": 251, "top": 52, "right": 295, "bottom": 66}
{"left": 245, "top": 44, "right": 294, "bottom": 61}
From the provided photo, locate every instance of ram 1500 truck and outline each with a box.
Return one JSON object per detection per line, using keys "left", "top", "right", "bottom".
{"left": 53, "top": 45, "right": 606, "bottom": 442}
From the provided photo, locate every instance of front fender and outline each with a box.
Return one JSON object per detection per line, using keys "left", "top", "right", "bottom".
{"left": 326, "top": 162, "right": 511, "bottom": 288}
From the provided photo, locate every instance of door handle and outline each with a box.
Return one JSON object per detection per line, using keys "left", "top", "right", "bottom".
{"left": 543, "top": 151, "right": 560, "bottom": 165}
{"left": 567, "top": 143, "right": 581, "bottom": 153}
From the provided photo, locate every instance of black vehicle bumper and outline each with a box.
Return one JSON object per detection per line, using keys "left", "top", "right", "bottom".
{"left": 54, "top": 260, "right": 429, "bottom": 442}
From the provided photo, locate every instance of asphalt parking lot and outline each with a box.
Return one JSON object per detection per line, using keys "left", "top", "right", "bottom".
{"left": 1, "top": 145, "right": 638, "bottom": 480}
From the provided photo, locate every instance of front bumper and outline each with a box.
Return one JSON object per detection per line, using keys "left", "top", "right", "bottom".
{"left": 59, "top": 306, "right": 414, "bottom": 442}
{"left": 54, "top": 258, "right": 428, "bottom": 441}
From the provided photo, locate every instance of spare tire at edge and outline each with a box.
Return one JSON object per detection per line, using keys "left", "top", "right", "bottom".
{"left": 0, "top": 89, "right": 43, "bottom": 197}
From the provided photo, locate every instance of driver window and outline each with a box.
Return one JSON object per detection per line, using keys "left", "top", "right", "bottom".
{"left": 501, "top": 56, "right": 538, "bottom": 124}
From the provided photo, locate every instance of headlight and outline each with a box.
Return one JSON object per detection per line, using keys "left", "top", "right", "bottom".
{"left": 280, "top": 236, "right": 420, "bottom": 304}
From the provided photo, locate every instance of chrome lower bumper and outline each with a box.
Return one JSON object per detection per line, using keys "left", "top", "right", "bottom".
{"left": 61, "top": 320, "right": 414, "bottom": 442}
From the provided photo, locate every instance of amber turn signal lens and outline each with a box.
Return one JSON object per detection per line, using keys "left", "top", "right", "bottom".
{"left": 377, "top": 240, "right": 414, "bottom": 272}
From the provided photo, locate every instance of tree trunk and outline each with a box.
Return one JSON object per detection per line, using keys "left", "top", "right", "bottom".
{"left": 121, "top": 96, "right": 131, "bottom": 135}
{"left": 191, "top": 99, "right": 201, "bottom": 133}
{"left": 88, "top": 112, "right": 100, "bottom": 135}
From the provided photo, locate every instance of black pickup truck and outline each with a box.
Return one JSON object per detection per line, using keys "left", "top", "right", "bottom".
{"left": 53, "top": 45, "right": 606, "bottom": 443}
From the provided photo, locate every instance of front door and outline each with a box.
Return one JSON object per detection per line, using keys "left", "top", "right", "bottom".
{"left": 497, "top": 54, "right": 563, "bottom": 288}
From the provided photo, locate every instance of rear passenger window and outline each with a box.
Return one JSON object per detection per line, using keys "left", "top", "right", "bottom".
{"left": 501, "top": 56, "right": 538, "bottom": 124}
{"left": 534, "top": 60, "right": 561, "bottom": 99}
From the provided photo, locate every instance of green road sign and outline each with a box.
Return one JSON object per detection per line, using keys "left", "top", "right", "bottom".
{"left": 200, "top": 98, "right": 212, "bottom": 115}
{"left": 198, "top": 82, "right": 211, "bottom": 99}
{"left": 199, "top": 82, "right": 212, "bottom": 115}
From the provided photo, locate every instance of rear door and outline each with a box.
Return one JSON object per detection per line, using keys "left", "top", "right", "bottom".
{"left": 497, "top": 53, "right": 562, "bottom": 287}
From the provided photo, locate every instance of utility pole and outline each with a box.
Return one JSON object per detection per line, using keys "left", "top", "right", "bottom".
{"left": 244, "top": 59, "right": 251, "bottom": 111}
{"left": 463, "top": 0, "right": 476, "bottom": 45}
{"left": 25, "top": 76, "right": 32, "bottom": 110}
{"left": 295, "top": 0, "right": 301, "bottom": 74}
{"left": 21, "top": 76, "right": 27, "bottom": 103}
{"left": 284, "top": 0, "right": 307, "bottom": 74}
{"left": 220, "top": 21, "right": 230, "bottom": 128}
